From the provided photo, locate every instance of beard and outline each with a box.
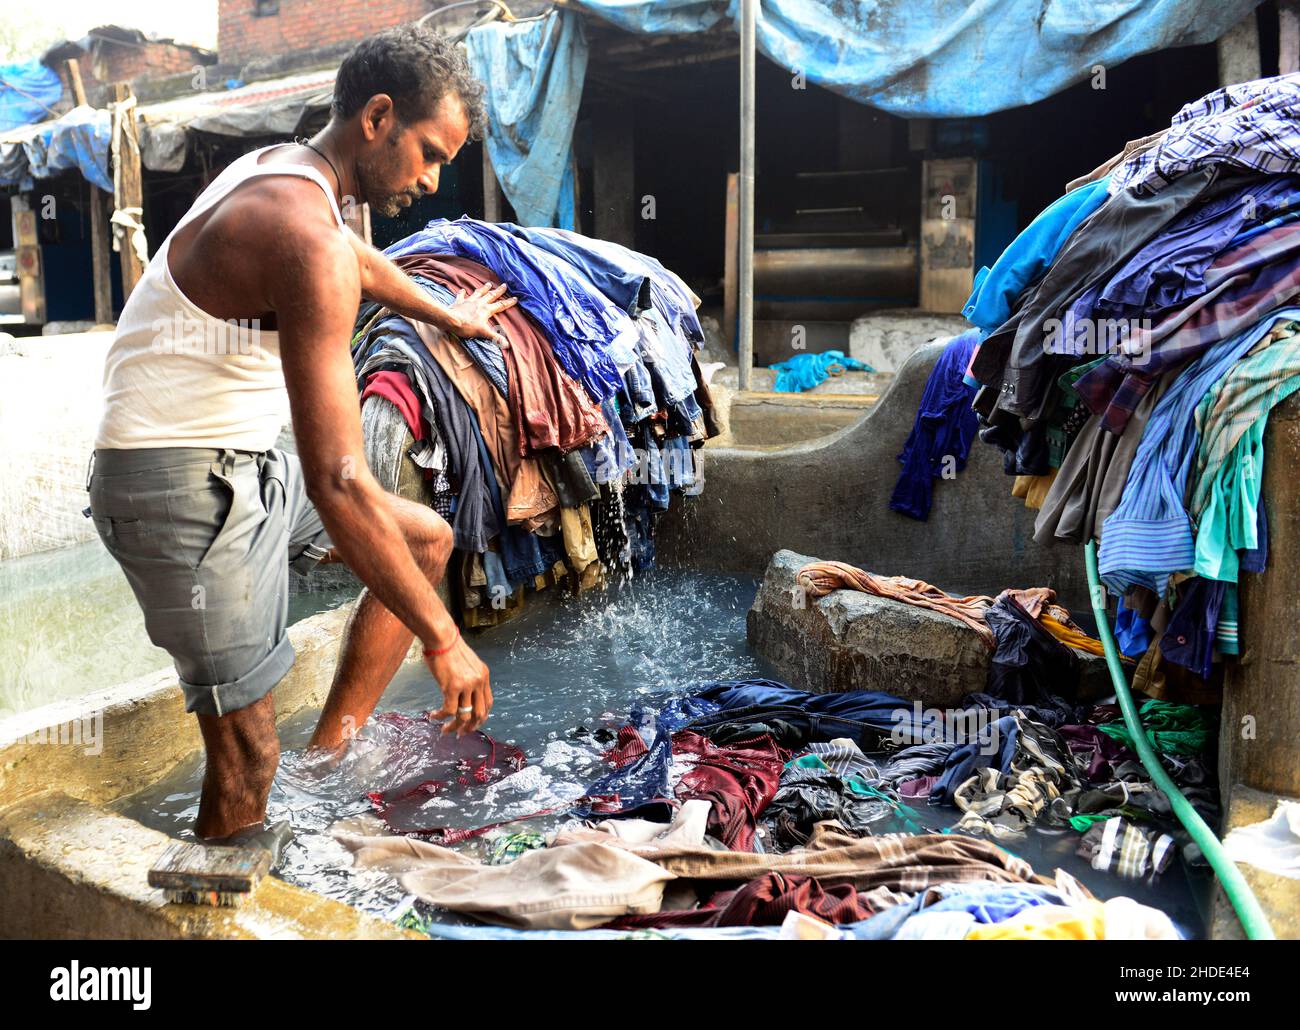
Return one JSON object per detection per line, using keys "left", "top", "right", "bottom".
{"left": 366, "top": 184, "right": 420, "bottom": 219}
{"left": 356, "top": 137, "right": 420, "bottom": 218}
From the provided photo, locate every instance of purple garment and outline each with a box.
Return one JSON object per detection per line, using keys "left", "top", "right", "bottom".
{"left": 889, "top": 330, "right": 980, "bottom": 520}
{"left": 1161, "top": 578, "right": 1227, "bottom": 679}
{"left": 1095, "top": 175, "right": 1300, "bottom": 317}
{"left": 1076, "top": 221, "right": 1300, "bottom": 434}
{"left": 1057, "top": 724, "right": 1136, "bottom": 782}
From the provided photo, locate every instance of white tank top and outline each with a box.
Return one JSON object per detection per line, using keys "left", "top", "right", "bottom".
{"left": 95, "top": 144, "right": 348, "bottom": 451}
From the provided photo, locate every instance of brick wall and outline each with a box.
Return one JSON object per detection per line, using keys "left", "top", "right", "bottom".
{"left": 219, "top": 0, "right": 430, "bottom": 68}
{"left": 68, "top": 39, "right": 216, "bottom": 104}
{"left": 90, "top": 41, "right": 210, "bottom": 84}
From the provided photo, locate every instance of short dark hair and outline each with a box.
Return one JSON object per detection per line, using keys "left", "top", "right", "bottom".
{"left": 332, "top": 25, "right": 487, "bottom": 140}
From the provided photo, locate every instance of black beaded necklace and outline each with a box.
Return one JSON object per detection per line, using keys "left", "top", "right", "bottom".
{"left": 295, "top": 136, "right": 343, "bottom": 194}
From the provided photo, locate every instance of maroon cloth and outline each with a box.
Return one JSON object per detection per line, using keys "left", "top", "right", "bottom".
{"left": 605, "top": 725, "right": 650, "bottom": 769}
{"left": 1058, "top": 724, "right": 1137, "bottom": 783}
{"left": 607, "top": 872, "right": 877, "bottom": 930}
{"left": 365, "top": 713, "right": 527, "bottom": 841}
{"left": 898, "top": 775, "right": 940, "bottom": 799}
{"left": 670, "top": 731, "right": 787, "bottom": 852}
{"left": 1086, "top": 703, "right": 1124, "bottom": 725}
{"left": 393, "top": 253, "right": 608, "bottom": 457}
{"left": 361, "top": 370, "right": 424, "bottom": 441}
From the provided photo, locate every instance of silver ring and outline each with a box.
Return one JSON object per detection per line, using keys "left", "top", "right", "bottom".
{"left": 457, "top": 706, "right": 473, "bottom": 714}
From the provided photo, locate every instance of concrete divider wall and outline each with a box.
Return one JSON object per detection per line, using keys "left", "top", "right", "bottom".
{"left": 659, "top": 340, "right": 1094, "bottom": 613}
{"left": 1221, "top": 394, "right": 1300, "bottom": 802}
{"left": 0, "top": 332, "right": 114, "bottom": 560}
{"left": 0, "top": 602, "right": 428, "bottom": 938}
{"left": 0, "top": 604, "right": 363, "bottom": 813}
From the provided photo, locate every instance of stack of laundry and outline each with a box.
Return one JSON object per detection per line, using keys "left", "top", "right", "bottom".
{"left": 336, "top": 674, "right": 1208, "bottom": 939}
{"left": 351, "top": 218, "right": 720, "bottom": 626}
{"left": 904, "top": 71, "right": 1300, "bottom": 702}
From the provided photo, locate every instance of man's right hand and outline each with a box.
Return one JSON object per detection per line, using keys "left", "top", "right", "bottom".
{"left": 425, "top": 637, "right": 493, "bottom": 736}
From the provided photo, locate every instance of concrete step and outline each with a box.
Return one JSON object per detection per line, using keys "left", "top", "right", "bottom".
{"left": 709, "top": 366, "right": 892, "bottom": 396}
{"left": 1210, "top": 784, "right": 1300, "bottom": 940}
{"left": 705, "top": 369, "right": 895, "bottom": 447}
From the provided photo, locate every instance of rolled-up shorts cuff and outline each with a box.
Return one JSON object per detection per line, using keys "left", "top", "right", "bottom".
{"left": 180, "top": 632, "right": 296, "bottom": 717}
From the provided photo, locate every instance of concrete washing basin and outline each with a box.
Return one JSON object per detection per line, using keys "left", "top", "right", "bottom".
{"left": 2, "top": 342, "right": 1296, "bottom": 938}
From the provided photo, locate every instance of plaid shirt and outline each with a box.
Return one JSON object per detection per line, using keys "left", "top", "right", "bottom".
{"left": 1111, "top": 73, "right": 1300, "bottom": 195}
{"left": 1076, "top": 223, "right": 1300, "bottom": 434}
{"left": 1079, "top": 816, "right": 1176, "bottom": 880}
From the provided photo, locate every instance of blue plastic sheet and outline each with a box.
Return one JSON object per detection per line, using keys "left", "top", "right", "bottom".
{"left": 465, "top": 9, "right": 588, "bottom": 228}
{"left": 571, "top": 0, "right": 1264, "bottom": 117}
{"left": 0, "top": 60, "right": 63, "bottom": 132}
{"left": 0, "top": 105, "right": 113, "bottom": 192}
{"left": 22, "top": 105, "right": 113, "bottom": 192}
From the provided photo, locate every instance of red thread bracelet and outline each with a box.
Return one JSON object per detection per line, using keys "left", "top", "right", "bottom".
{"left": 422, "top": 629, "right": 459, "bottom": 658}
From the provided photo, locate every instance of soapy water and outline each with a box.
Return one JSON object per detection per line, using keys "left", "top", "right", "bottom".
{"left": 120, "top": 569, "right": 773, "bottom": 921}
{"left": 118, "top": 568, "right": 1209, "bottom": 936}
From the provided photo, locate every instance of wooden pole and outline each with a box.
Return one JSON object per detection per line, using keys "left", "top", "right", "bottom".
{"left": 65, "top": 59, "right": 87, "bottom": 108}
{"left": 89, "top": 189, "right": 113, "bottom": 325}
{"left": 481, "top": 145, "right": 505, "bottom": 222}
{"left": 113, "top": 82, "right": 146, "bottom": 300}
{"left": 66, "top": 59, "right": 113, "bottom": 324}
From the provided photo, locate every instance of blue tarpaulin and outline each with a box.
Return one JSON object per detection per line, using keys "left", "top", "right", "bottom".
{"left": 0, "top": 60, "right": 63, "bottom": 133}
{"left": 571, "top": 0, "right": 1265, "bottom": 117}
{"left": 2, "top": 104, "right": 113, "bottom": 192}
{"left": 465, "top": 9, "right": 588, "bottom": 228}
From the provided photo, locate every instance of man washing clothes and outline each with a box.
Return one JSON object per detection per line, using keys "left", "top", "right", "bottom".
{"left": 88, "top": 26, "right": 509, "bottom": 852}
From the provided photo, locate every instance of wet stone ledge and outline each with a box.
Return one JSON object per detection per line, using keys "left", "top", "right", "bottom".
{"left": 747, "top": 549, "right": 1111, "bottom": 707}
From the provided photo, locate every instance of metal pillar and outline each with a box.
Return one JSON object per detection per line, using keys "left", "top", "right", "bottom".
{"left": 737, "top": 0, "right": 756, "bottom": 392}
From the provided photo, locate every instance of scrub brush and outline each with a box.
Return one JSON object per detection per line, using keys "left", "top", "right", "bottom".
{"left": 148, "top": 822, "right": 289, "bottom": 907}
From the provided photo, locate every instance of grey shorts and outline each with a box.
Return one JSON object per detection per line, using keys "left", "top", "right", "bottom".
{"left": 87, "top": 446, "right": 333, "bottom": 717}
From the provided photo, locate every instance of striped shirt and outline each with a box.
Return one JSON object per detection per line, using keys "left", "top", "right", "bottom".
{"left": 1190, "top": 320, "right": 1300, "bottom": 518}
{"left": 1189, "top": 323, "right": 1300, "bottom": 586}
{"left": 1096, "top": 310, "right": 1300, "bottom": 597}
{"left": 1110, "top": 73, "right": 1300, "bottom": 195}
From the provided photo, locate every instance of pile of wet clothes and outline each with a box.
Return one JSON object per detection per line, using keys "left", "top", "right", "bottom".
{"left": 901, "top": 71, "right": 1300, "bottom": 706}
{"left": 351, "top": 219, "right": 721, "bottom": 628}
{"left": 337, "top": 671, "right": 1210, "bottom": 939}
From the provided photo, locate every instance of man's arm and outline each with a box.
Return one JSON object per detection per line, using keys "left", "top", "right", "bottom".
{"left": 271, "top": 226, "right": 461, "bottom": 650}
{"left": 345, "top": 229, "right": 516, "bottom": 344}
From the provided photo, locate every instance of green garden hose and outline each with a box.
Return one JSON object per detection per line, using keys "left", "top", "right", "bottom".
{"left": 1083, "top": 541, "right": 1274, "bottom": 940}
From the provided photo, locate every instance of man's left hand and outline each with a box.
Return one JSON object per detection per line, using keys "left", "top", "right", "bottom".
{"left": 442, "top": 282, "right": 517, "bottom": 346}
